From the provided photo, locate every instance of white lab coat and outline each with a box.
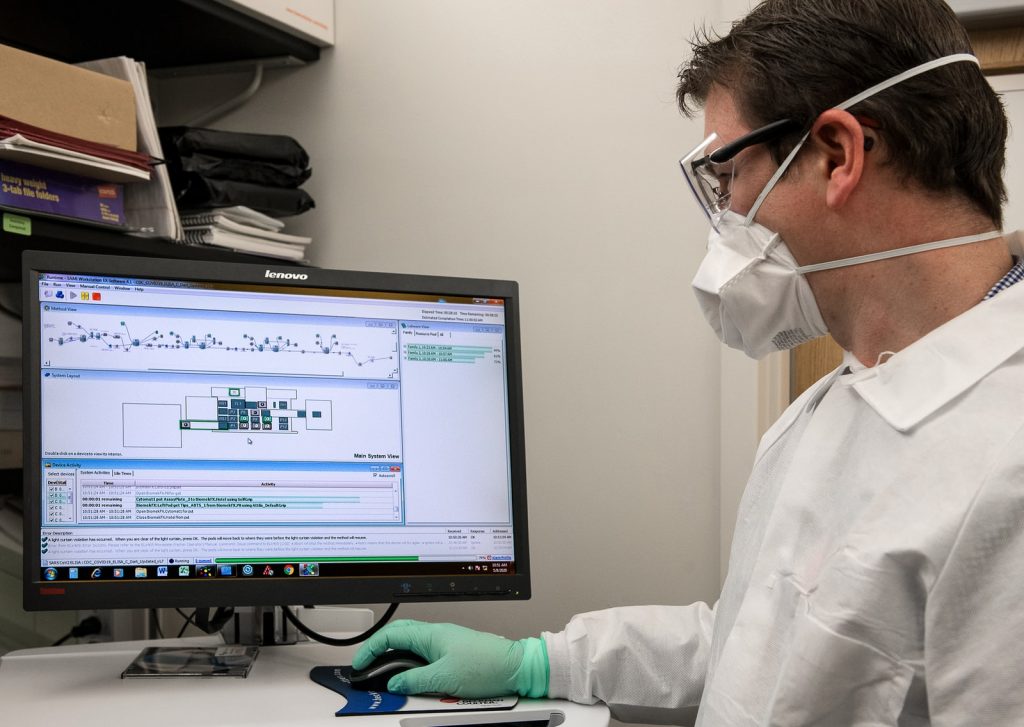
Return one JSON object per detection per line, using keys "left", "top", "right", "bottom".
{"left": 544, "top": 279, "right": 1024, "bottom": 726}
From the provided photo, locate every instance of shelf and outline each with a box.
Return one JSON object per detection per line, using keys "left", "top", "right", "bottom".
{"left": 0, "top": 214, "right": 301, "bottom": 283}
{"left": 0, "top": 0, "right": 319, "bottom": 279}
{"left": 0, "top": 0, "right": 320, "bottom": 70}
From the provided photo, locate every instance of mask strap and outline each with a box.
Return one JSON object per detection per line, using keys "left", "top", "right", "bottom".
{"left": 744, "top": 131, "right": 809, "bottom": 225}
{"left": 874, "top": 351, "right": 896, "bottom": 368}
{"left": 795, "top": 230, "right": 1003, "bottom": 274}
{"left": 835, "top": 53, "right": 980, "bottom": 111}
{"left": 744, "top": 53, "right": 981, "bottom": 226}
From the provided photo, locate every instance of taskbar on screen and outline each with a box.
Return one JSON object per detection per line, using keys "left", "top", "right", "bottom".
{"left": 40, "top": 559, "right": 515, "bottom": 583}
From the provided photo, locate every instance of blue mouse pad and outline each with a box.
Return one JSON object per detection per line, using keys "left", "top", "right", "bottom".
{"left": 310, "top": 666, "right": 519, "bottom": 716}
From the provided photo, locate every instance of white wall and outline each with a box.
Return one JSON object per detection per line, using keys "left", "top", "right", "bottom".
{"left": 155, "top": 0, "right": 731, "bottom": 645}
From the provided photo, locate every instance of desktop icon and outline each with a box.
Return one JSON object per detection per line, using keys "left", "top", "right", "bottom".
{"left": 135, "top": 567, "right": 147, "bottom": 578}
{"left": 44, "top": 567, "right": 58, "bottom": 581}
{"left": 241, "top": 564, "right": 254, "bottom": 576}
{"left": 113, "top": 568, "right": 124, "bottom": 578}
{"left": 178, "top": 565, "right": 190, "bottom": 577}
{"left": 218, "top": 565, "right": 235, "bottom": 577}
{"left": 68, "top": 567, "right": 79, "bottom": 579}
{"left": 198, "top": 565, "right": 215, "bottom": 577}
{"left": 262, "top": 565, "right": 274, "bottom": 576}
{"left": 90, "top": 568, "right": 103, "bottom": 579}
{"left": 299, "top": 563, "right": 319, "bottom": 577}
{"left": 156, "top": 566, "right": 168, "bottom": 577}
{"left": 283, "top": 564, "right": 295, "bottom": 576}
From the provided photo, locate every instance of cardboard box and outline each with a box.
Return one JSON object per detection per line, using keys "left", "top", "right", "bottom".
{"left": 0, "top": 43, "right": 137, "bottom": 151}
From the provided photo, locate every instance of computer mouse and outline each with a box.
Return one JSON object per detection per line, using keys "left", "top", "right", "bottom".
{"left": 348, "top": 649, "right": 429, "bottom": 692}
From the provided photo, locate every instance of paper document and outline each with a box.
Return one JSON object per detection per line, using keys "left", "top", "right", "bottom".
{"left": 0, "top": 134, "right": 150, "bottom": 183}
{"left": 78, "top": 57, "right": 183, "bottom": 241}
{"left": 181, "top": 204, "right": 285, "bottom": 231}
{"left": 183, "top": 227, "right": 306, "bottom": 261}
{"left": 183, "top": 217, "right": 311, "bottom": 245}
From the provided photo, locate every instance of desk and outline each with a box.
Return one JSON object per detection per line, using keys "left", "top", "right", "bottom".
{"left": 0, "top": 637, "right": 610, "bottom": 727}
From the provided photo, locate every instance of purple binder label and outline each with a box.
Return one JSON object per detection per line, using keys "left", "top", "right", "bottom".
{"left": 0, "top": 160, "right": 124, "bottom": 226}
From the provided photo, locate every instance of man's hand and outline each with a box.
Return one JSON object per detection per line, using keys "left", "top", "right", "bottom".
{"left": 352, "top": 619, "right": 548, "bottom": 698}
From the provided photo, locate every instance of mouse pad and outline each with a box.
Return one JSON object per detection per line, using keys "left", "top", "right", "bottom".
{"left": 310, "top": 666, "right": 519, "bottom": 716}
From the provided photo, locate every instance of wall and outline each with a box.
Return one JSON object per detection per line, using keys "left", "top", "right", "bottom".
{"left": 156, "top": 0, "right": 728, "bottom": 653}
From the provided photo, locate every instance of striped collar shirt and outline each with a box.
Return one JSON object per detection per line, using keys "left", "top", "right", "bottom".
{"left": 983, "top": 256, "right": 1024, "bottom": 301}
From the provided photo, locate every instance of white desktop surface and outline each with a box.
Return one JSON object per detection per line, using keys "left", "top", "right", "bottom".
{"left": 0, "top": 636, "right": 610, "bottom": 727}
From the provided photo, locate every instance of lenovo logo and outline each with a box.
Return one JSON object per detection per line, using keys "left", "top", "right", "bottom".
{"left": 264, "top": 270, "right": 309, "bottom": 280}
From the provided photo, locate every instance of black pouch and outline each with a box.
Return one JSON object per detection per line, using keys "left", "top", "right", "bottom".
{"left": 159, "top": 126, "right": 310, "bottom": 167}
{"left": 179, "top": 153, "right": 312, "bottom": 188}
{"left": 177, "top": 175, "right": 316, "bottom": 217}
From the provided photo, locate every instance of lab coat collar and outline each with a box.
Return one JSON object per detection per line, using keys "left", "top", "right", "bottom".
{"left": 839, "top": 279, "right": 1024, "bottom": 432}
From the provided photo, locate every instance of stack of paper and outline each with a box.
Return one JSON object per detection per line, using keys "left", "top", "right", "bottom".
{"left": 77, "top": 56, "right": 183, "bottom": 241}
{"left": 181, "top": 205, "right": 311, "bottom": 261}
{"left": 0, "top": 116, "right": 152, "bottom": 182}
{"left": 0, "top": 115, "right": 154, "bottom": 229}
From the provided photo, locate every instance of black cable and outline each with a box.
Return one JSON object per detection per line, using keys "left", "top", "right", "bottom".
{"left": 0, "top": 302, "right": 20, "bottom": 321}
{"left": 194, "top": 606, "right": 235, "bottom": 634}
{"left": 176, "top": 608, "right": 198, "bottom": 638}
{"left": 174, "top": 607, "right": 234, "bottom": 637}
{"left": 281, "top": 603, "right": 399, "bottom": 646}
{"left": 150, "top": 609, "right": 164, "bottom": 639}
{"left": 52, "top": 615, "right": 102, "bottom": 646}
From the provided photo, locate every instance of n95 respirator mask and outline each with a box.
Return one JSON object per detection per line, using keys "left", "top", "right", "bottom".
{"left": 692, "top": 210, "right": 828, "bottom": 359}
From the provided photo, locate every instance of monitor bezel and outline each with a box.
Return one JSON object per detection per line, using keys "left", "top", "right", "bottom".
{"left": 22, "top": 250, "right": 530, "bottom": 611}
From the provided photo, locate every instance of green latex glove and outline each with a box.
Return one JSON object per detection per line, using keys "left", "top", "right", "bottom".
{"left": 351, "top": 619, "right": 548, "bottom": 698}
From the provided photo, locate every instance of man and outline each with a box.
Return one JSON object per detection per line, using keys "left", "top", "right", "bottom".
{"left": 355, "top": 1, "right": 1024, "bottom": 723}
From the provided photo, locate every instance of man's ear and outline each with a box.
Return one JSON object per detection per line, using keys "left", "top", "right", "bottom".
{"left": 809, "top": 109, "right": 866, "bottom": 209}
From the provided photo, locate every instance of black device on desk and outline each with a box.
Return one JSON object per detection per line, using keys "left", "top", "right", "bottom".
{"left": 348, "top": 649, "right": 429, "bottom": 692}
{"left": 21, "top": 251, "right": 530, "bottom": 617}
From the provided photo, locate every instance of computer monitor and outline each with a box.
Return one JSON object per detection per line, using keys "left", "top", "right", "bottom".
{"left": 22, "top": 250, "right": 529, "bottom": 613}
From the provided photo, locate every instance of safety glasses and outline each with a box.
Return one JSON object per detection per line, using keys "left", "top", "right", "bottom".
{"left": 679, "top": 118, "right": 802, "bottom": 229}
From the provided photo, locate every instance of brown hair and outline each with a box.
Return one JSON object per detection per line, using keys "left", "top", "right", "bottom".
{"left": 677, "top": 0, "right": 1007, "bottom": 225}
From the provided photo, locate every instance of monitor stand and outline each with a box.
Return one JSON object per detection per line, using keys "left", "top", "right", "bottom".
{"left": 231, "top": 605, "right": 374, "bottom": 646}
{"left": 241, "top": 605, "right": 300, "bottom": 645}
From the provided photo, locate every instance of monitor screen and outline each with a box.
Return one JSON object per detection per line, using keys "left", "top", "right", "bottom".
{"left": 22, "top": 251, "right": 529, "bottom": 611}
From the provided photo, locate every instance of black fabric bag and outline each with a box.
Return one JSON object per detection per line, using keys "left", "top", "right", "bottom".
{"left": 159, "top": 126, "right": 310, "bottom": 167}
{"left": 176, "top": 175, "right": 315, "bottom": 217}
{"left": 178, "top": 153, "right": 312, "bottom": 188}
